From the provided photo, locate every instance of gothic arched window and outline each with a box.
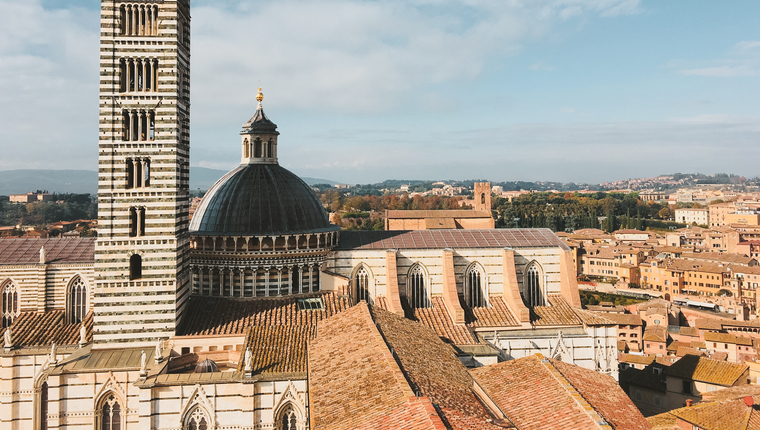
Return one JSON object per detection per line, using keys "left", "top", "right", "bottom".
{"left": 354, "top": 266, "right": 371, "bottom": 304}
{"left": 465, "top": 263, "right": 487, "bottom": 308}
{"left": 522, "top": 262, "right": 545, "bottom": 308}
{"left": 1, "top": 281, "right": 19, "bottom": 328}
{"left": 407, "top": 264, "right": 429, "bottom": 309}
{"left": 278, "top": 404, "right": 298, "bottom": 430}
{"left": 68, "top": 276, "right": 88, "bottom": 324}
{"left": 184, "top": 406, "right": 209, "bottom": 430}
{"left": 99, "top": 394, "right": 121, "bottom": 430}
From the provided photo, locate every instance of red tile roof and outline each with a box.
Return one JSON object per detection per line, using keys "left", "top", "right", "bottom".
{"left": 338, "top": 229, "right": 569, "bottom": 250}
{"left": 665, "top": 355, "right": 749, "bottom": 386}
{"left": 471, "top": 354, "right": 640, "bottom": 429}
{"left": 386, "top": 210, "right": 493, "bottom": 219}
{"left": 550, "top": 359, "right": 651, "bottom": 430}
{"left": 532, "top": 295, "right": 582, "bottom": 326}
{"left": 0, "top": 237, "right": 95, "bottom": 264}
{"left": 238, "top": 325, "right": 313, "bottom": 375}
{"left": 177, "top": 291, "right": 351, "bottom": 336}
{"left": 466, "top": 296, "right": 519, "bottom": 328}
{"left": 371, "top": 305, "right": 499, "bottom": 427}
{"left": 1, "top": 310, "right": 92, "bottom": 348}
{"left": 308, "top": 303, "right": 447, "bottom": 430}
{"left": 414, "top": 297, "right": 480, "bottom": 345}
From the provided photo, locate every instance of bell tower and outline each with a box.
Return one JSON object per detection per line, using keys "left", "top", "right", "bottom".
{"left": 94, "top": 0, "right": 191, "bottom": 347}
{"left": 474, "top": 182, "right": 492, "bottom": 212}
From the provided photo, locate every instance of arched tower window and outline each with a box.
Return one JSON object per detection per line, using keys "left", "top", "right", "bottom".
{"left": 243, "top": 138, "right": 250, "bottom": 158}
{"left": 99, "top": 393, "right": 121, "bottom": 430}
{"left": 278, "top": 404, "right": 298, "bottom": 430}
{"left": 184, "top": 406, "right": 209, "bottom": 430}
{"left": 354, "top": 266, "right": 371, "bottom": 304}
{"left": 130, "top": 254, "right": 142, "bottom": 280}
{"left": 522, "top": 262, "right": 545, "bottom": 308}
{"left": 254, "top": 138, "right": 262, "bottom": 158}
{"left": 465, "top": 263, "right": 487, "bottom": 308}
{"left": 406, "top": 264, "right": 429, "bottom": 309}
{"left": 481, "top": 193, "right": 486, "bottom": 205}
{"left": 68, "top": 276, "right": 88, "bottom": 324}
{"left": 1, "top": 281, "right": 19, "bottom": 328}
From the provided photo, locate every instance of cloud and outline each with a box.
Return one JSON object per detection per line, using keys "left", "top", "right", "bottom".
{"left": 679, "top": 65, "right": 755, "bottom": 77}
{"left": 280, "top": 115, "right": 760, "bottom": 183}
{"left": 529, "top": 60, "right": 557, "bottom": 71}
{"left": 734, "top": 41, "right": 760, "bottom": 53}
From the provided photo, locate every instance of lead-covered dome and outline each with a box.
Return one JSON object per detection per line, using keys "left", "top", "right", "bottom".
{"left": 190, "top": 164, "right": 336, "bottom": 236}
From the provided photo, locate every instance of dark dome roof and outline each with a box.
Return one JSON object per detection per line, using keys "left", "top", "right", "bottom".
{"left": 189, "top": 164, "right": 338, "bottom": 236}
{"left": 194, "top": 358, "right": 218, "bottom": 373}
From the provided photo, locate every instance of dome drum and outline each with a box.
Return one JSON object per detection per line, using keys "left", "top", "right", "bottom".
{"left": 190, "top": 230, "right": 339, "bottom": 254}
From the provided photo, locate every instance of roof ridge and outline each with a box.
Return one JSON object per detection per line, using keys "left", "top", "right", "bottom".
{"left": 540, "top": 356, "right": 612, "bottom": 429}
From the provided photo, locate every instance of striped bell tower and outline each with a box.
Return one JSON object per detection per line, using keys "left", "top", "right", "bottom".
{"left": 94, "top": 0, "right": 191, "bottom": 347}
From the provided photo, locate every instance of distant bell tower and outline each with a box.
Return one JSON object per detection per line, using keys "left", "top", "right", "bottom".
{"left": 94, "top": 0, "right": 191, "bottom": 347}
{"left": 474, "top": 182, "right": 492, "bottom": 211}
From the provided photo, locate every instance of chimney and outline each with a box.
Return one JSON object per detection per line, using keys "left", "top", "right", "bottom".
{"left": 686, "top": 399, "right": 693, "bottom": 407}
{"left": 745, "top": 396, "right": 754, "bottom": 407}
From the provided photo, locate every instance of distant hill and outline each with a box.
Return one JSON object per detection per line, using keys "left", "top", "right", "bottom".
{"left": 0, "top": 168, "right": 337, "bottom": 196}
{"left": 0, "top": 170, "right": 98, "bottom": 195}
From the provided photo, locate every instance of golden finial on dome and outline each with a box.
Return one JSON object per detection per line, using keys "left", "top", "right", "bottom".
{"left": 256, "top": 87, "right": 264, "bottom": 103}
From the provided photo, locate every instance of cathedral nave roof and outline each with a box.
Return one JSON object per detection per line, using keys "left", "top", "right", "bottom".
{"left": 338, "top": 228, "right": 570, "bottom": 250}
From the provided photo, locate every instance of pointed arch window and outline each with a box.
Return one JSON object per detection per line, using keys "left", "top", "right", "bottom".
{"left": 184, "top": 406, "right": 209, "bottom": 430}
{"left": 1, "top": 281, "right": 19, "bottom": 328}
{"left": 465, "top": 264, "right": 487, "bottom": 308}
{"left": 522, "top": 263, "right": 545, "bottom": 308}
{"left": 278, "top": 404, "right": 298, "bottom": 430}
{"left": 99, "top": 394, "right": 121, "bottom": 430}
{"left": 354, "top": 266, "right": 371, "bottom": 304}
{"left": 407, "top": 264, "right": 430, "bottom": 309}
{"left": 68, "top": 276, "right": 88, "bottom": 324}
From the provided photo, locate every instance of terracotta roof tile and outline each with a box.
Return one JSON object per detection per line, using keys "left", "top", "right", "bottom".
{"left": 665, "top": 355, "right": 749, "bottom": 386}
{"left": 338, "top": 229, "right": 569, "bottom": 250}
{"left": 386, "top": 210, "right": 493, "bottom": 220}
{"left": 550, "top": 358, "right": 651, "bottom": 430}
{"left": 602, "top": 313, "right": 644, "bottom": 326}
{"left": 646, "top": 412, "right": 678, "bottom": 430}
{"left": 238, "top": 325, "right": 313, "bottom": 374}
{"left": 465, "top": 296, "right": 519, "bottom": 329}
{"left": 572, "top": 307, "right": 617, "bottom": 326}
{"left": 531, "top": 295, "right": 582, "bottom": 326}
{"left": 0, "top": 237, "right": 95, "bottom": 265}
{"left": 1, "top": 310, "right": 91, "bottom": 348}
{"left": 471, "top": 355, "right": 611, "bottom": 429}
{"left": 177, "top": 291, "right": 350, "bottom": 336}
{"left": 414, "top": 297, "right": 480, "bottom": 345}
{"left": 643, "top": 326, "right": 668, "bottom": 342}
{"left": 372, "top": 306, "right": 502, "bottom": 428}
{"left": 670, "top": 399, "right": 754, "bottom": 430}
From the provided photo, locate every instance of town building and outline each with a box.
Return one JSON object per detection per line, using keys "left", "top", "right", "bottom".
{"left": 675, "top": 208, "right": 709, "bottom": 226}
{"left": 9, "top": 192, "right": 53, "bottom": 204}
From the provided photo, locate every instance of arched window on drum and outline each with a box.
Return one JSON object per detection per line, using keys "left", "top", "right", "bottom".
{"left": 464, "top": 263, "right": 487, "bottom": 308}
{"left": 521, "top": 262, "right": 545, "bottom": 308}
{"left": 353, "top": 265, "right": 372, "bottom": 304}
{"left": 406, "top": 264, "right": 430, "bottom": 309}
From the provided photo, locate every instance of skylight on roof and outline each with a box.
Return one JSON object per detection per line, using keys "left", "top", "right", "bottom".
{"left": 297, "top": 298, "right": 324, "bottom": 311}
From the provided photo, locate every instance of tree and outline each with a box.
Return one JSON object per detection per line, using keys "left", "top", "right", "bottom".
{"left": 658, "top": 207, "right": 672, "bottom": 220}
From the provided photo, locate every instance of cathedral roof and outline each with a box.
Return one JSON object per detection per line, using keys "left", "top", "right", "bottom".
{"left": 338, "top": 229, "right": 570, "bottom": 251}
{"left": 0, "top": 237, "right": 94, "bottom": 265}
{"left": 189, "top": 164, "right": 338, "bottom": 236}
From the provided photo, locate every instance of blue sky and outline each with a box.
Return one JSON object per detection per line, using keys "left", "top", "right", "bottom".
{"left": 1, "top": 0, "right": 759, "bottom": 184}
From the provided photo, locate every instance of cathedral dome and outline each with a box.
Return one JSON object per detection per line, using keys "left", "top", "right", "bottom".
{"left": 189, "top": 163, "right": 336, "bottom": 236}
{"left": 194, "top": 358, "right": 219, "bottom": 373}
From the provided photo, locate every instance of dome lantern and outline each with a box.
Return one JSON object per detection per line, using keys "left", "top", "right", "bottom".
{"left": 240, "top": 87, "right": 280, "bottom": 165}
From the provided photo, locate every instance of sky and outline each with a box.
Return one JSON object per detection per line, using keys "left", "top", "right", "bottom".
{"left": 0, "top": 0, "right": 759, "bottom": 184}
